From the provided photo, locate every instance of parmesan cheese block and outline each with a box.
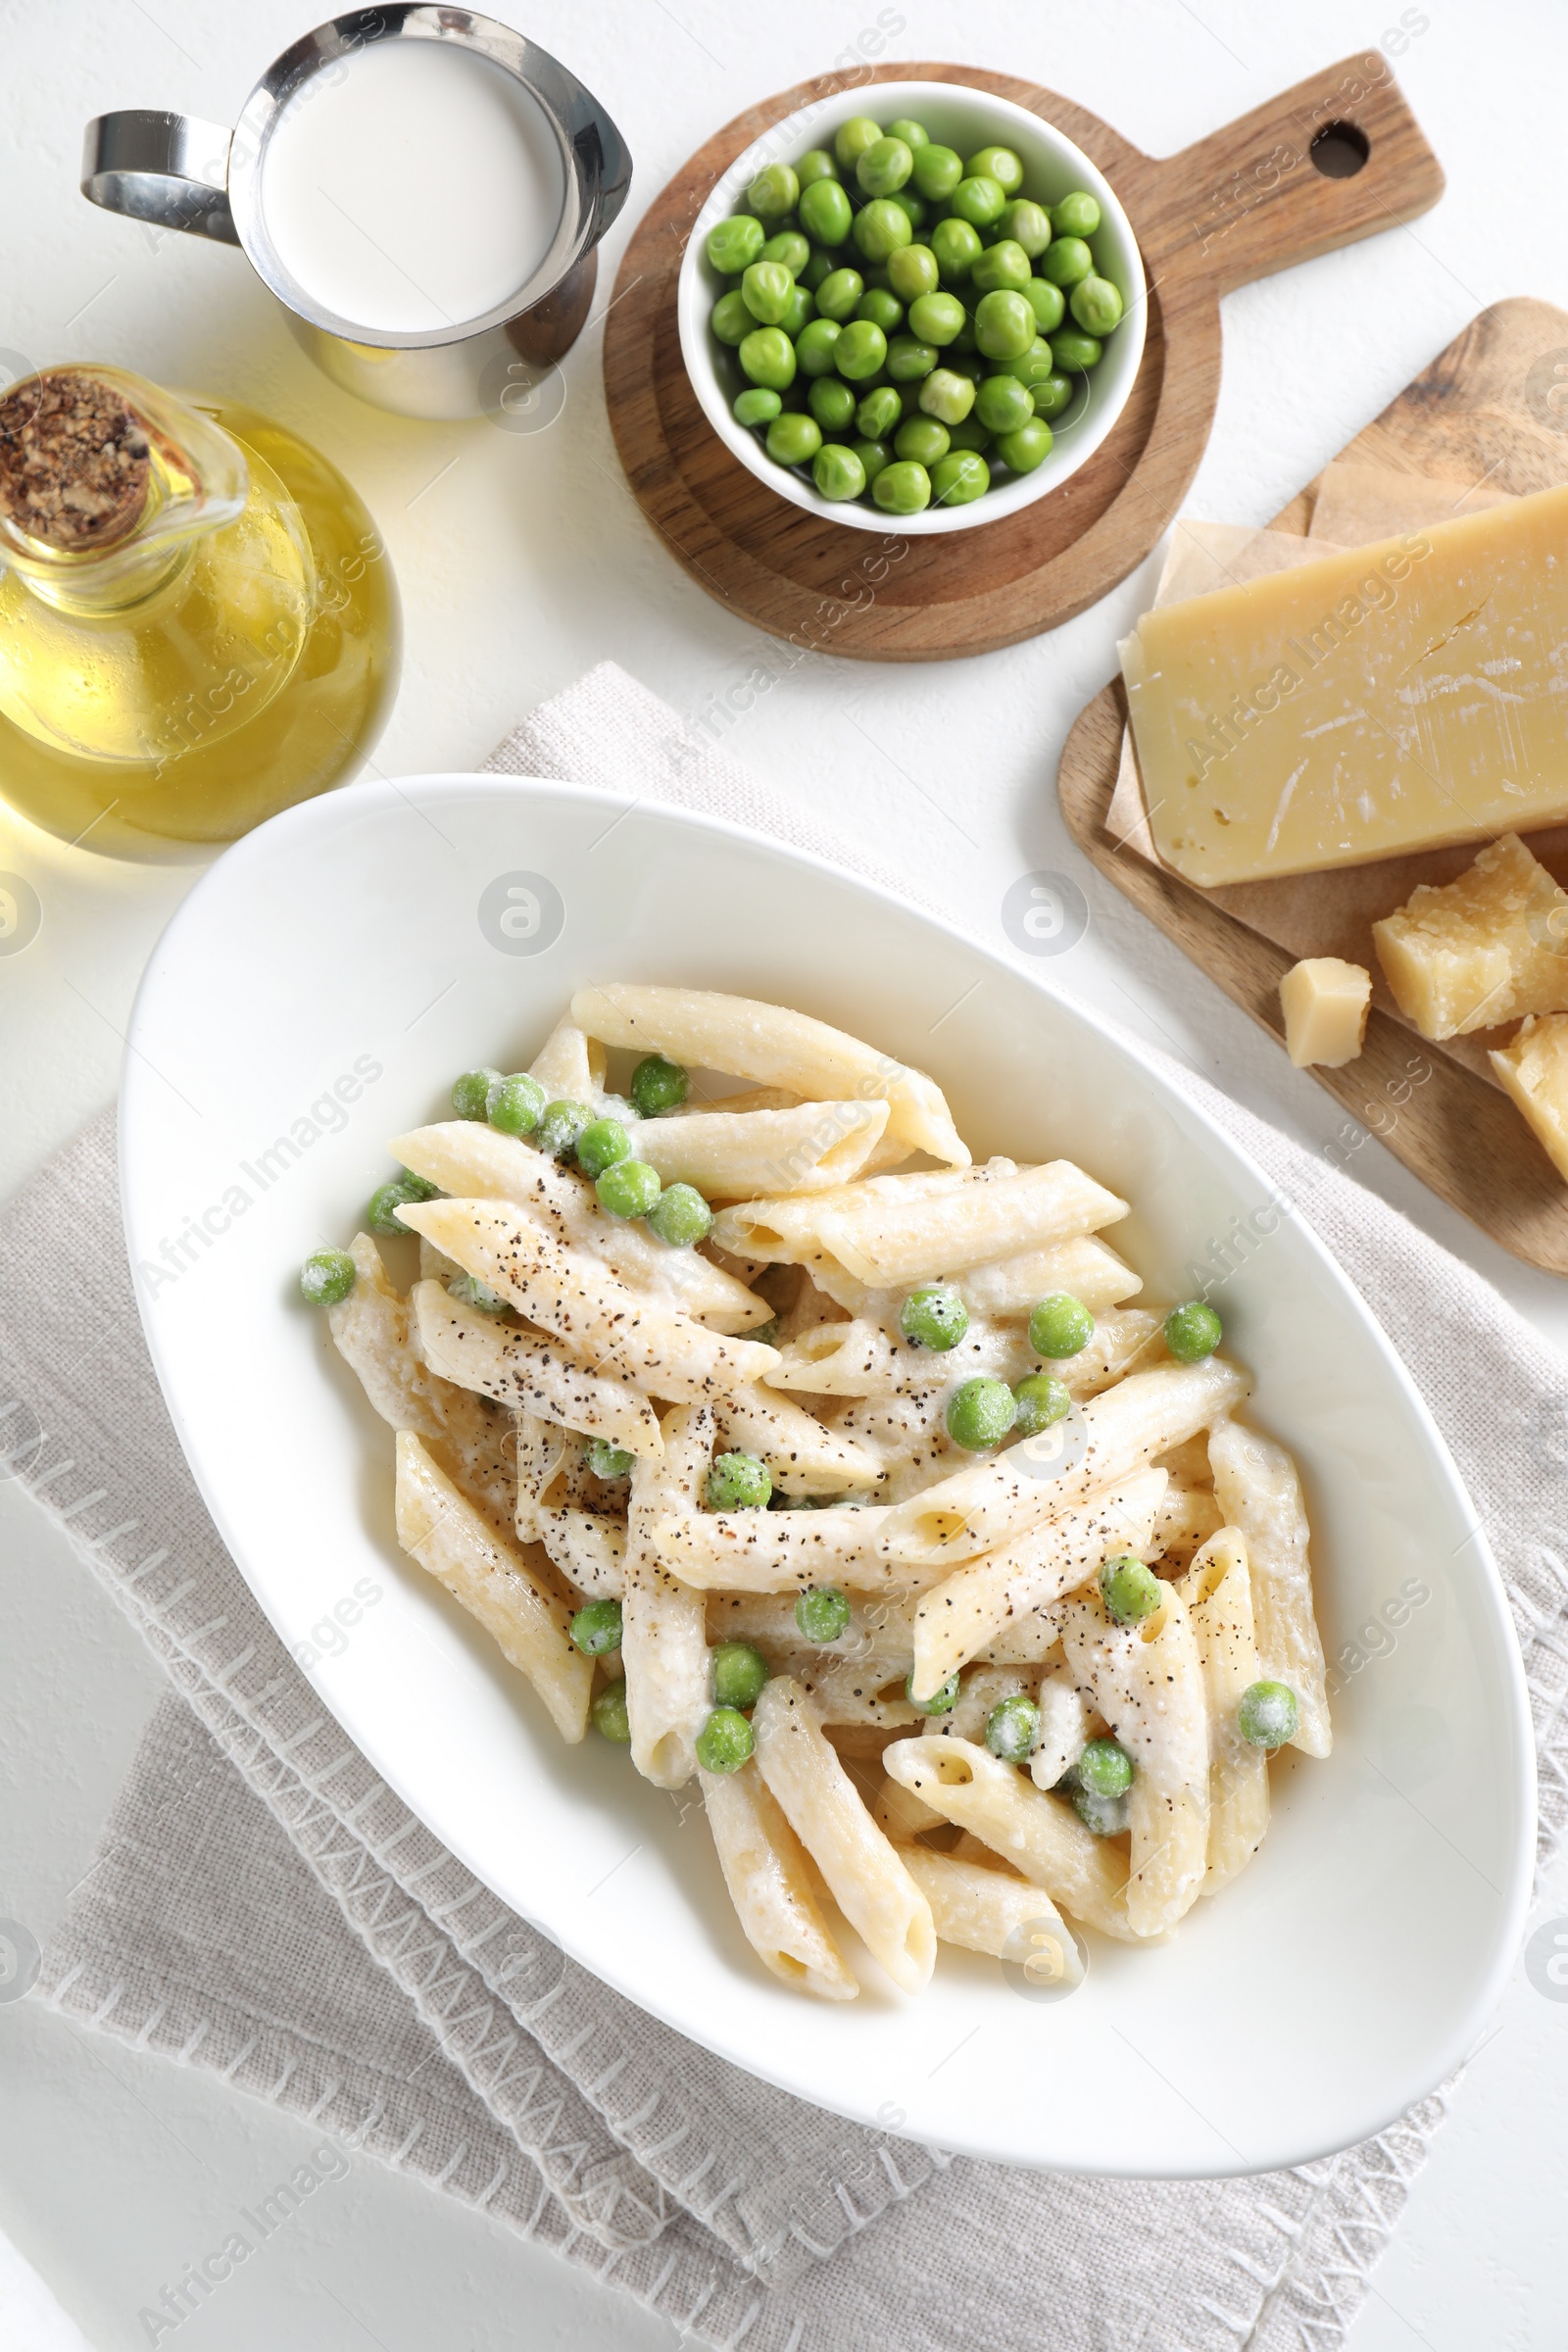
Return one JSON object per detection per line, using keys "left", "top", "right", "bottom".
{"left": 1372, "top": 833, "right": 1568, "bottom": 1040}
{"left": 1278, "top": 957, "right": 1371, "bottom": 1067}
{"left": 1491, "top": 1015, "right": 1568, "bottom": 1182}
{"left": 1120, "top": 484, "right": 1568, "bottom": 886}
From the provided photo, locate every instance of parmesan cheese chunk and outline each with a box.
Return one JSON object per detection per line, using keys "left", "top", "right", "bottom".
{"left": 1278, "top": 957, "right": 1371, "bottom": 1067}
{"left": 1490, "top": 1014, "right": 1568, "bottom": 1183}
{"left": 1372, "top": 833, "right": 1568, "bottom": 1040}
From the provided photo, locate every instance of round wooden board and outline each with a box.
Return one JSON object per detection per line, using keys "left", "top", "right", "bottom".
{"left": 604, "top": 54, "right": 1443, "bottom": 661}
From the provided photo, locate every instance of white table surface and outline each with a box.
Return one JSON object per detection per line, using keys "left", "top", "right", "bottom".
{"left": 4, "top": 2, "right": 1568, "bottom": 2345}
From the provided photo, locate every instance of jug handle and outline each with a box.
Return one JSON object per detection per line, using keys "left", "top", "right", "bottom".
{"left": 81, "top": 112, "right": 239, "bottom": 245}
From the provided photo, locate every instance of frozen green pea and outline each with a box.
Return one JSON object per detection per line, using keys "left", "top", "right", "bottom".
{"left": 591, "top": 1684, "right": 631, "bottom": 1742}
{"left": 857, "top": 383, "right": 903, "bottom": 438}
{"left": 630, "top": 1054, "right": 688, "bottom": 1116}
{"left": 808, "top": 374, "right": 858, "bottom": 431}
{"left": 586, "top": 1438, "right": 635, "bottom": 1481}
{"left": 447, "top": 1270, "right": 507, "bottom": 1315}
{"left": 910, "top": 141, "right": 963, "bottom": 201}
{"left": 856, "top": 285, "right": 905, "bottom": 333}
{"left": 1039, "top": 234, "right": 1094, "bottom": 289}
{"left": 985, "top": 1692, "right": 1040, "bottom": 1763}
{"left": 906, "top": 290, "right": 965, "bottom": 346}
{"left": 834, "top": 318, "right": 888, "bottom": 380}
{"left": 974, "top": 288, "right": 1036, "bottom": 360}
{"left": 886, "top": 333, "right": 939, "bottom": 382}
{"left": 799, "top": 247, "right": 836, "bottom": 291}
{"left": 575, "top": 1116, "right": 631, "bottom": 1179}
{"left": 452, "top": 1065, "right": 503, "bottom": 1120}
{"left": 795, "top": 1586, "right": 853, "bottom": 1642}
{"left": 974, "top": 372, "right": 1034, "bottom": 434}
{"left": 895, "top": 414, "right": 950, "bottom": 466}
{"left": 706, "top": 213, "right": 765, "bottom": 273}
{"left": 480, "top": 1070, "right": 543, "bottom": 1136}
{"left": 853, "top": 436, "right": 893, "bottom": 486}
{"left": 946, "top": 415, "right": 992, "bottom": 453}
{"left": 734, "top": 386, "right": 782, "bottom": 427}
{"left": 1029, "top": 1292, "right": 1094, "bottom": 1359}
{"left": 900, "top": 1284, "right": 969, "bottom": 1350}
{"left": 970, "top": 237, "right": 1033, "bottom": 295}
{"left": 930, "top": 216, "right": 983, "bottom": 283}
{"left": 812, "top": 442, "right": 867, "bottom": 502}
{"left": 1012, "top": 1372, "right": 1071, "bottom": 1437}
{"left": 1053, "top": 328, "right": 1102, "bottom": 371}
{"left": 889, "top": 118, "right": 929, "bottom": 149}
{"left": 799, "top": 176, "right": 853, "bottom": 247}
{"left": 1070, "top": 273, "right": 1124, "bottom": 336}
{"left": 766, "top": 408, "right": 823, "bottom": 466}
{"left": 906, "top": 1669, "right": 960, "bottom": 1716}
{"left": 918, "top": 367, "right": 974, "bottom": 426}
{"left": 950, "top": 173, "right": 1006, "bottom": 230}
{"left": 738, "top": 326, "right": 796, "bottom": 389}
{"left": 646, "top": 1183, "right": 712, "bottom": 1247}
{"left": 853, "top": 197, "right": 912, "bottom": 263}
{"left": 779, "top": 283, "right": 814, "bottom": 337}
{"left": 997, "top": 419, "right": 1054, "bottom": 474}
{"left": 535, "top": 1099, "right": 592, "bottom": 1159}
{"left": 794, "top": 317, "right": 844, "bottom": 377}
{"left": 1164, "top": 1299, "right": 1222, "bottom": 1362}
{"left": 931, "top": 449, "right": 989, "bottom": 505}
{"left": 761, "top": 228, "right": 810, "bottom": 275}
{"left": 858, "top": 135, "right": 913, "bottom": 196}
{"left": 710, "top": 289, "right": 755, "bottom": 346}
{"left": 1078, "top": 1737, "right": 1134, "bottom": 1797}
{"left": 1073, "top": 1784, "right": 1128, "bottom": 1837}
{"left": 711, "top": 1641, "right": 769, "bottom": 1709}
{"left": 886, "top": 242, "right": 940, "bottom": 302}
{"left": 834, "top": 115, "right": 884, "bottom": 172}
{"left": 1100, "top": 1552, "right": 1163, "bottom": 1626}
{"left": 741, "top": 259, "right": 794, "bottom": 324}
{"left": 872, "top": 458, "right": 931, "bottom": 515}
{"left": 596, "top": 1158, "right": 662, "bottom": 1219}
{"left": 815, "top": 266, "right": 864, "bottom": 321}
{"left": 707, "top": 1450, "right": 772, "bottom": 1510}
{"left": 367, "top": 1178, "right": 418, "bottom": 1235}
{"left": 747, "top": 162, "right": 799, "bottom": 219}
{"left": 998, "top": 198, "right": 1053, "bottom": 257}
{"left": 965, "top": 144, "right": 1024, "bottom": 195}
{"left": 946, "top": 1375, "right": 1016, "bottom": 1450}
{"left": 696, "top": 1705, "right": 755, "bottom": 1774}
{"left": 797, "top": 148, "right": 841, "bottom": 188}
{"left": 1053, "top": 189, "right": 1102, "bottom": 238}
{"left": 1024, "top": 276, "right": 1066, "bottom": 334}
{"left": 299, "top": 1247, "right": 356, "bottom": 1306}
{"left": 571, "top": 1598, "right": 624, "bottom": 1656}
{"left": 1238, "top": 1680, "right": 1300, "bottom": 1749}
{"left": 1031, "top": 370, "right": 1073, "bottom": 418}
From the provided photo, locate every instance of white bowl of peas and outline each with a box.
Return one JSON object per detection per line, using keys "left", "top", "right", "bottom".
{"left": 677, "top": 79, "right": 1147, "bottom": 534}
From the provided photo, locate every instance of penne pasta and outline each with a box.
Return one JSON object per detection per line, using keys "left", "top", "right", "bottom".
{"left": 570, "top": 982, "right": 969, "bottom": 1166}
{"left": 870, "top": 1771, "right": 947, "bottom": 1840}
{"left": 898, "top": 1846, "right": 1086, "bottom": 1980}
{"left": 622, "top": 1404, "right": 714, "bottom": 1788}
{"left": 765, "top": 1316, "right": 902, "bottom": 1396}
{"left": 528, "top": 1015, "right": 605, "bottom": 1101}
{"left": 711, "top": 1382, "right": 883, "bottom": 1494}
{"left": 752, "top": 1677, "right": 936, "bottom": 1992}
{"left": 959, "top": 1233, "right": 1143, "bottom": 1316}
{"left": 646, "top": 1498, "right": 964, "bottom": 1593}
{"left": 413, "top": 1281, "right": 663, "bottom": 1458}
{"left": 1207, "top": 1420, "right": 1332, "bottom": 1757}
{"left": 701, "top": 1761, "right": 858, "bottom": 2000}
{"left": 1030, "top": 1660, "right": 1093, "bottom": 1791}
{"left": 1152, "top": 1481, "right": 1224, "bottom": 1569}
{"left": 394, "top": 1432, "right": 592, "bottom": 1741}
{"left": 628, "top": 1100, "right": 891, "bottom": 1198}
{"left": 1179, "top": 1530, "right": 1270, "bottom": 1892}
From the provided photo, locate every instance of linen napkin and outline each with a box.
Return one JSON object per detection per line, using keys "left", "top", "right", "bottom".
{"left": 6, "top": 661, "right": 1567, "bottom": 2352}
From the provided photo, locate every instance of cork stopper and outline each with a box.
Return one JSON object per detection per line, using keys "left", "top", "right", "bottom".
{"left": 0, "top": 370, "right": 152, "bottom": 552}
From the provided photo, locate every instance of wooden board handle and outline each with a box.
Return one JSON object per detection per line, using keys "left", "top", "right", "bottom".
{"left": 1140, "top": 51, "right": 1444, "bottom": 296}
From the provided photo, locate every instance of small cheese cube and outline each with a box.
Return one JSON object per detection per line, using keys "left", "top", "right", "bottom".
{"left": 1372, "top": 833, "right": 1568, "bottom": 1040}
{"left": 1278, "top": 957, "right": 1371, "bottom": 1068}
{"left": 1491, "top": 1015, "right": 1568, "bottom": 1183}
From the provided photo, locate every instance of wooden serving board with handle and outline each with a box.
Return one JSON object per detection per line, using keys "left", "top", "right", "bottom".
{"left": 603, "top": 54, "right": 1444, "bottom": 661}
{"left": 1056, "top": 296, "right": 1568, "bottom": 1276}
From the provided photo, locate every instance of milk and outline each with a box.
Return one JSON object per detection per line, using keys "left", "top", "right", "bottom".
{"left": 260, "top": 38, "right": 566, "bottom": 334}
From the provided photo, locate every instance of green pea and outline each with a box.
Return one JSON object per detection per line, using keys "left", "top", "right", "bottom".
{"left": 834, "top": 318, "right": 888, "bottom": 380}
{"left": 711, "top": 1641, "right": 770, "bottom": 1708}
{"left": 1052, "top": 189, "right": 1102, "bottom": 239}
{"left": 741, "top": 260, "right": 794, "bottom": 324}
{"left": 1238, "top": 1680, "right": 1300, "bottom": 1749}
{"left": 886, "top": 333, "right": 939, "bottom": 382}
{"left": 1012, "top": 1372, "right": 1071, "bottom": 1437}
{"left": 1100, "top": 1552, "right": 1163, "bottom": 1626}
{"left": 586, "top": 1437, "right": 635, "bottom": 1480}
{"left": 886, "top": 243, "right": 940, "bottom": 303}
{"left": 929, "top": 216, "right": 982, "bottom": 284}
{"left": 945, "top": 415, "right": 992, "bottom": 453}
{"left": 833, "top": 115, "right": 884, "bottom": 172}
{"left": 872, "top": 458, "right": 931, "bottom": 515}
{"left": 906, "top": 290, "right": 965, "bottom": 347}
{"left": 853, "top": 436, "right": 893, "bottom": 486}
{"left": 1030, "top": 370, "right": 1074, "bottom": 418}
{"left": 1039, "top": 234, "right": 1094, "bottom": 289}
{"left": 447, "top": 1269, "right": 507, "bottom": 1315}
{"left": 1073, "top": 1784, "right": 1127, "bottom": 1837}
{"left": 856, "top": 384, "right": 903, "bottom": 439}
{"left": 974, "top": 289, "right": 1036, "bottom": 361}
{"left": 734, "top": 386, "right": 782, "bottom": 428}
{"left": 814, "top": 266, "right": 864, "bottom": 322}
{"left": 797, "top": 148, "right": 841, "bottom": 188}
{"left": 710, "top": 289, "right": 755, "bottom": 346}
{"left": 367, "top": 1177, "right": 418, "bottom": 1235}
{"left": 478, "top": 1072, "right": 538, "bottom": 1138}
{"left": 889, "top": 118, "right": 929, "bottom": 149}
{"left": 931, "top": 450, "right": 989, "bottom": 506}
{"left": 596, "top": 1158, "right": 662, "bottom": 1219}
{"left": 910, "top": 141, "right": 962, "bottom": 201}
{"left": 576, "top": 1116, "right": 631, "bottom": 1178}
{"left": 571, "top": 1598, "right": 624, "bottom": 1655}
{"left": 452, "top": 1065, "right": 503, "bottom": 1120}
{"left": 887, "top": 188, "right": 926, "bottom": 230}
{"left": 853, "top": 198, "right": 912, "bottom": 263}
{"left": 970, "top": 237, "right": 1032, "bottom": 295}
{"left": 906, "top": 1669, "right": 960, "bottom": 1716}
{"left": 985, "top": 1693, "right": 1040, "bottom": 1763}
{"left": 856, "top": 285, "right": 905, "bottom": 334}
{"left": 950, "top": 173, "right": 1006, "bottom": 230}
{"left": 591, "top": 1683, "right": 632, "bottom": 1742}
{"left": 630, "top": 1054, "right": 689, "bottom": 1116}
{"left": 696, "top": 1705, "right": 755, "bottom": 1774}
{"left": 918, "top": 367, "right": 975, "bottom": 426}
{"left": 1078, "top": 1737, "right": 1134, "bottom": 1797}
{"left": 760, "top": 229, "right": 810, "bottom": 277}
{"left": 779, "top": 283, "right": 814, "bottom": 337}
{"left": 766, "top": 406, "right": 823, "bottom": 463}
{"left": 706, "top": 214, "right": 765, "bottom": 274}
{"left": 535, "top": 1099, "right": 593, "bottom": 1159}
{"left": 646, "top": 1183, "right": 712, "bottom": 1247}
{"left": 799, "top": 177, "right": 853, "bottom": 248}
{"left": 1024, "top": 277, "right": 1066, "bottom": 336}
{"left": 965, "top": 144, "right": 1023, "bottom": 196}
{"left": 1164, "top": 1300, "right": 1223, "bottom": 1364}
{"left": 1000, "top": 336, "right": 1057, "bottom": 393}
{"left": 995, "top": 417, "right": 1053, "bottom": 474}
{"left": 747, "top": 162, "right": 799, "bottom": 219}
{"left": 895, "top": 415, "right": 950, "bottom": 466}
{"left": 998, "top": 199, "right": 1053, "bottom": 257}
{"left": 899, "top": 1284, "right": 969, "bottom": 1350}
{"left": 946, "top": 1375, "right": 1016, "bottom": 1450}
{"left": 799, "top": 247, "right": 836, "bottom": 291}
{"left": 300, "top": 1247, "right": 356, "bottom": 1306}
{"left": 974, "top": 372, "right": 1034, "bottom": 434}
{"left": 858, "top": 135, "right": 913, "bottom": 196}
{"left": 808, "top": 374, "right": 858, "bottom": 431}
{"left": 812, "top": 442, "right": 867, "bottom": 502}
{"left": 707, "top": 1450, "right": 772, "bottom": 1510}
{"left": 1070, "top": 274, "right": 1124, "bottom": 336}
{"left": 795, "top": 1586, "right": 852, "bottom": 1642}
{"left": 794, "top": 318, "right": 844, "bottom": 378}
{"left": 738, "top": 326, "right": 796, "bottom": 389}
{"left": 1028, "top": 1292, "right": 1094, "bottom": 1359}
